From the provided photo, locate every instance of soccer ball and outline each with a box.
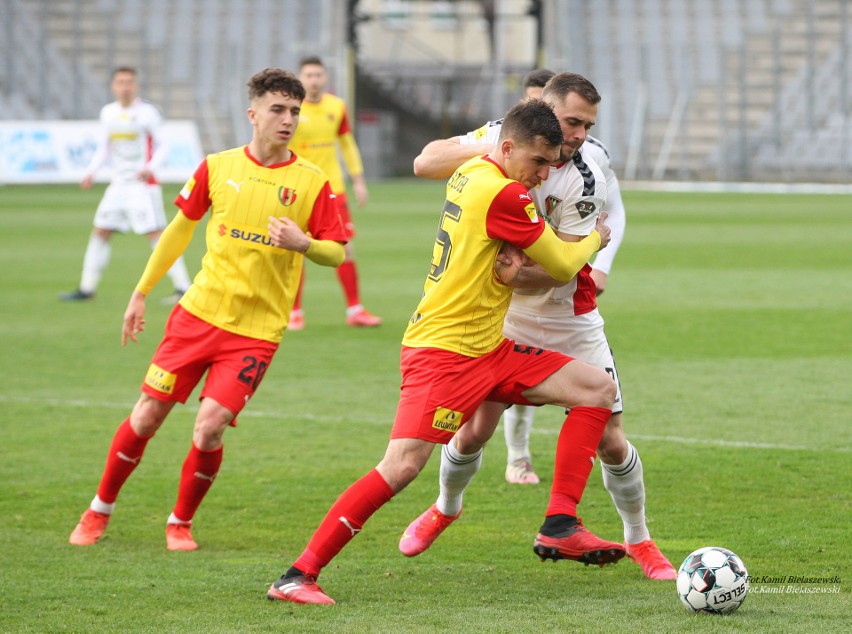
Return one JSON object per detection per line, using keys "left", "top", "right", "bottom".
{"left": 676, "top": 546, "right": 749, "bottom": 614}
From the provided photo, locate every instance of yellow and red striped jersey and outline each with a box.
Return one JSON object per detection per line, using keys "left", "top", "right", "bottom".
{"left": 175, "top": 146, "right": 346, "bottom": 342}
{"left": 290, "top": 93, "right": 363, "bottom": 194}
{"left": 402, "top": 155, "right": 546, "bottom": 357}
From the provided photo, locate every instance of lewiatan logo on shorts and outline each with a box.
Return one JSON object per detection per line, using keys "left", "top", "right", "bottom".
{"left": 432, "top": 407, "right": 463, "bottom": 433}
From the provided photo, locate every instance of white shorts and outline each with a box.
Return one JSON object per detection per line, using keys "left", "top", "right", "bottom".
{"left": 503, "top": 307, "right": 623, "bottom": 414}
{"left": 93, "top": 182, "right": 167, "bottom": 234}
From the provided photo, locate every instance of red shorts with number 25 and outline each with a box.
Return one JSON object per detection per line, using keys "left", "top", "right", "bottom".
{"left": 141, "top": 305, "right": 278, "bottom": 417}
{"left": 391, "top": 338, "right": 573, "bottom": 444}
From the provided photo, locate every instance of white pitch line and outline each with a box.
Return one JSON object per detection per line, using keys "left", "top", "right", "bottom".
{"left": 3, "top": 394, "right": 849, "bottom": 453}
{"left": 529, "top": 428, "right": 850, "bottom": 453}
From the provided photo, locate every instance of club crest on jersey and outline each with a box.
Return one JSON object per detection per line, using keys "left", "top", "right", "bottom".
{"left": 545, "top": 195, "right": 562, "bottom": 215}
{"left": 278, "top": 187, "right": 297, "bottom": 206}
{"left": 575, "top": 200, "right": 597, "bottom": 218}
{"left": 432, "top": 407, "right": 463, "bottom": 434}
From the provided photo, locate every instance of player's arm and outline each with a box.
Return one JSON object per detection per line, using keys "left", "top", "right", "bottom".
{"left": 497, "top": 229, "right": 597, "bottom": 289}
{"left": 338, "top": 131, "right": 368, "bottom": 207}
{"left": 412, "top": 137, "right": 492, "bottom": 179}
{"left": 82, "top": 118, "right": 109, "bottom": 189}
{"left": 590, "top": 187, "right": 626, "bottom": 294}
{"left": 268, "top": 180, "right": 346, "bottom": 267}
{"left": 522, "top": 212, "right": 610, "bottom": 283}
{"left": 123, "top": 212, "right": 199, "bottom": 345}
{"left": 143, "top": 110, "right": 170, "bottom": 181}
{"left": 267, "top": 216, "right": 345, "bottom": 267}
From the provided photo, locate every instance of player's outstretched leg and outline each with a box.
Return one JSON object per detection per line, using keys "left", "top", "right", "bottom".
{"left": 601, "top": 438, "right": 675, "bottom": 579}
{"left": 267, "top": 468, "right": 396, "bottom": 605}
{"left": 399, "top": 442, "right": 480, "bottom": 556}
{"left": 69, "top": 417, "right": 153, "bottom": 545}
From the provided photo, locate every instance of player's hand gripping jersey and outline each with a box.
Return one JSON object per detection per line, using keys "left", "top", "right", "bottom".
{"left": 402, "top": 155, "right": 600, "bottom": 357}
{"left": 461, "top": 121, "right": 608, "bottom": 316}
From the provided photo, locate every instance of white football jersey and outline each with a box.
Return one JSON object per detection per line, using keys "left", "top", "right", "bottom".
{"left": 460, "top": 120, "right": 607, "bottom": 316}
{"left": 581, "top": 135, "right": 625, "bottom": 275}
{"left": 85, "top": 98, "right": 167, "bottom": 183}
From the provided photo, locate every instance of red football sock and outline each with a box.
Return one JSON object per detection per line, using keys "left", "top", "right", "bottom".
{"left": 293, "top": 269, "right": 305, "bottom": 311}
{"left": 96, "top": 417, "right": 153, "bottom": 504}
{"left": 546, "top": 406, "right": 612, "bottom": 517}
{"left": 336, "top": 260, "right": 360, "bottom": 308}
{"left": 172, "top": 443, "right": 223, "bottom": 522}
{"left": 294, "top": 468, "right": 394, "bottom": 577}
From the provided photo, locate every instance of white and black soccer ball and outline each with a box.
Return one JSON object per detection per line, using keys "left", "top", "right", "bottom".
{"left": 676, "top": 546, "right": 749, "bottom": 614}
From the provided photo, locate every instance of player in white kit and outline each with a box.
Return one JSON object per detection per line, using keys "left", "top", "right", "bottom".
{"left": 502, "top": 69, "right": 628, "bottom": 487}
{"left": 60, "top": 67, "right": 191, "bottom": 303}
{"left": 402, "top": 72, "right": 676, "bottom": 579}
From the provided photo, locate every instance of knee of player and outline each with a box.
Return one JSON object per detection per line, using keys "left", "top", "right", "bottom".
{"left": 130, "top": 395, "right": 170, "bottom": 434}
{"left": 376, "top": 458, "right": 422, "bottom": 492}
{"left": 591, "top": 370, "right": 618, "bottom": 408}
{"left": 192, "top": 417, "right": 230, "bottom": 448}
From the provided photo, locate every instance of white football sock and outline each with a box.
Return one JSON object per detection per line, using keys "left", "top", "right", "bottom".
{"left": 90, "top": 495, "right": 115, "bottom": 515}
{"left": 601, "top": 441, "right": 650, "bottom": 544}
{"left": 79, "top": 234, "right": 111, "bottom": 294}
{"left": 149, "top": 237, "right": 192, "bottom": 292}
{"left": 436, "top": 441, "right": 482, "bottom": 516}
{"left": 503, "top": 404, "right": 534, "bottom": 465}
{"left": 167, "top": 512, "right": 190, "bottom": 525}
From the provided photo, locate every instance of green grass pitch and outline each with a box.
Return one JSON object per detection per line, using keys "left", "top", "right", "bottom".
{"left": 0, "top": 181, "right": 849, "bottom": 632}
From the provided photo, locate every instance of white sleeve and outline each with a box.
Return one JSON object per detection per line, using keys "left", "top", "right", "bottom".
{"left": 84, "top": 107, "right": 110, "bottom": 176}
{"left": 592, "top": 185, "right": 626, "bottom": 275}
{"left": 145, "top": 105, "right": 169, "bottom": 175}
{"left": 459, "top": 120, "right": 502, "bottom": 145}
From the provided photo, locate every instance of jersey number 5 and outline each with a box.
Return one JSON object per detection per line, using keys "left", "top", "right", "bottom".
{"left": 428, "top": 200, "right": 462, "bottom": 283}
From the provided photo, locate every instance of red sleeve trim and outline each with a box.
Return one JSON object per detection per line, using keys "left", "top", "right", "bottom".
{"left": 307, "top": 182, "right": 349, "bottom": 243}
{"left": 484, "top": 182, "right": 545, "bottom": 249}
{"left": 338, "top": 109, "right": 352, "bottom": 136}
{"left": 174, "top": 159, "right": 211, "bottom": 220}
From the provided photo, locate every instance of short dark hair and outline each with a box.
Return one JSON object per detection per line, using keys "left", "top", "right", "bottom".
{"left": 112, "top": 66, "right": 137, "bottom": 78}
{"left": 246, "top": 68, "right": 305, "bottom": 102}
{"left": 299, "top": 56, "right": 325, "bottom": 70}
{"left": 523, "top": 68, "right": 555, "bottom": 90}
{"left": 498, "top": 99, "right": 563, "bottom": 148}
{"left": 542, "top": 72, "right": 601, "bottom": 105}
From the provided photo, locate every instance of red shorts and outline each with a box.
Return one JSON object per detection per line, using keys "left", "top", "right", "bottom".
{"left": 391, "top": 338, "right": 573, "bottom": 443}
{"left": 141, "top": 305, "right": 278, "bottom": 418}
{"left": 335, "top": 193, "right": 355, "bottom": 240}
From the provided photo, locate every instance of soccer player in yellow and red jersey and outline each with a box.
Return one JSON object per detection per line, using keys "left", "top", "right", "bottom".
{"left": 267, "top": 99, "right": 616, "bottom": 605}
{"left": 288, "top": 56, "right": 381, "bottom": 329}
{"left": 69, "top": 68, "right": 347, "bottom": 551}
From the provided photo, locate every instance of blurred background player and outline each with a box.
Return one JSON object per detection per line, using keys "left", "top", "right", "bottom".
{"left": 288, "top": 56, "right": 381, "bottom": 329}
{"left": 60, "top": 67, "right": 192, "bottom": 304}
{"left": 408, "top": 71, "right": 674, "bottom": 580}
{"left": 68, "top": 68, "right": 347, "bottom": 551}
